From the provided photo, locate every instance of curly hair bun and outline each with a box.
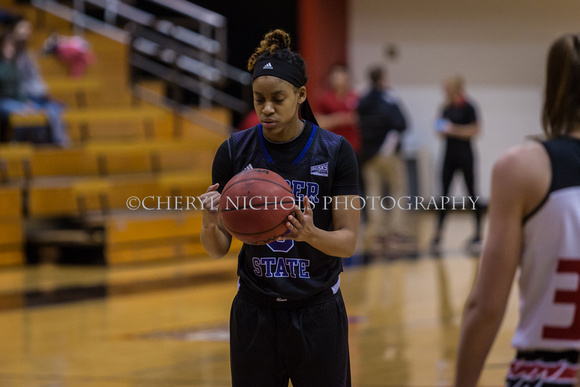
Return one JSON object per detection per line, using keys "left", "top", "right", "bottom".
{"left": 263, "top": 29, "right": 291, "bottom": 52}
{"left": 248, "top": 29, "right": 292, "bottom": 72}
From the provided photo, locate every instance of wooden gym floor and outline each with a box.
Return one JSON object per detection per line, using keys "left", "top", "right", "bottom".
{"left": 0, "top": 213, "right": 519, "bottom": 387}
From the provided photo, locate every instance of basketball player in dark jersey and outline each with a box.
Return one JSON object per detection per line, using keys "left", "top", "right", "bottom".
{"left": 454, "top": 34, "right": 580, "bottom": 387}
{"left": 199, "top": 30, "right": 359, "bottom": 387}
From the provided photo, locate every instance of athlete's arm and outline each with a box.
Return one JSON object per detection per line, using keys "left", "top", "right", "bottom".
{"left": 454, "top": 143, "right": 550, "bottom": 387}
{"left": 200, "top": 183, "right": 232, "bottom": 259}
{"left": 279, "top": 138, "right": 360, "bottom": 257}
{"left": 200, "top": 141, "right": 234, "bottom": 259}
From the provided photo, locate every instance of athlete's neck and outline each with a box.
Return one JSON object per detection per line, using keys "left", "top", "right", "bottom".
{"left": 264, "top": 118, "right": 305, "bottom": 143}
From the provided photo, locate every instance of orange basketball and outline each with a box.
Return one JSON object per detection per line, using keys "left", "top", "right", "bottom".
{"left": 218, "top": 169, "right": 296, "bottom": 245}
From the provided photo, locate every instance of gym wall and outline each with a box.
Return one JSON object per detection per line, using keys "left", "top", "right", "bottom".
{"left": 348, "top": 0, "right": 580, "bottom": 200}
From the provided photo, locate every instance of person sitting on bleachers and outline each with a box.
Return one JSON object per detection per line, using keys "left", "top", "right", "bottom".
{"left": 0, "top": 33, "right": 19, "bottom": 142}
{"left": 0, "top": 19, "right": 69, "bottom": 146}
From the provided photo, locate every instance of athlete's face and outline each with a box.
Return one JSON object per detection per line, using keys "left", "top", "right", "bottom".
{"left": 253, "top": 76, "right": 306, "bottom": 142}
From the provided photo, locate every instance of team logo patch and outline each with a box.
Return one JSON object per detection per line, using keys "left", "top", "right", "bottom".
{"left": 310, "top": 162, "right": 329, "bottom": 177}
{"left": 262, "top": 62, "right": 273, "bottom": 70}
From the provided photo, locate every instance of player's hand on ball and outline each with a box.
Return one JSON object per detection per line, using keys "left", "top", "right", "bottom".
{"left": 280, "top": 196, "right": 315, "bottom": 242}
{"left": 200, "top": 183, "right": 220, "bottom": 228}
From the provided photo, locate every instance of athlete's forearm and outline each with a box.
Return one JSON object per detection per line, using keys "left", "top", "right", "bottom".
{"left": 454, "top": 299, "right": 505, "bottom": 387}
{"left": 200, "top": 224, "right": 232, "bottom": 259}
{"left": 306, "top": 227, "right": 357, "bottom": 258}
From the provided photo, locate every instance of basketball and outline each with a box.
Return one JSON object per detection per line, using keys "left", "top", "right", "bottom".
{"left": 218, "top": 169, "right": 296, "bottom": 245}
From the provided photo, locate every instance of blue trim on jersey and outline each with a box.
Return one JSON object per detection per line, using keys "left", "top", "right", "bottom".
{"left": 293, "top": 124, "right": 317, "bottom": 165}
{"left": 257, "top": 123, "right": 318, "bottom": 166}
{"left": 258, "top": 124, "right": 275, "bottom": 163}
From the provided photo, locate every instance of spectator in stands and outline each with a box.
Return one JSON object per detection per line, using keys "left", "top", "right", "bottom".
{"left": 0, "top": 18, "right": 69, "bottom": 146}
{"left": 40, "top": 32, "right": 95, "bottom": 78}
{"left": 0, "top": 33, "right": 19, "bottom": 142}
{"left": 315, "top": 63, "right": 361, "bottom": 154}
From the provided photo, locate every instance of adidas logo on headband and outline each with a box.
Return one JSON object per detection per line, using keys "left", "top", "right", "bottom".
{"left": 263, "top": 62, "right": 273, "bottom": 69}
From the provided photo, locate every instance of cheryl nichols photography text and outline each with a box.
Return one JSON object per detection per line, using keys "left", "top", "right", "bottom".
{"left": 126, "top": 195, "right": 480, "bottom": 211}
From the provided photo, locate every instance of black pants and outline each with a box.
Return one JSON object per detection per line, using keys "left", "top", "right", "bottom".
{"left": 0, "top": 112, "right": 10, "bottom": 143}
{"left": 230, "top": 291, "right": 351, "bottom": 387}
{"left": 437, "top": 142, "right": 481, "bottom": 239}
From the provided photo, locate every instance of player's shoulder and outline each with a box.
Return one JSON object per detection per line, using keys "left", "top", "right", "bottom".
{"left": 496, "top": 141, "right": 546, "bottom": 167}
{"left": 492, "top": 141, "right": 549, "bottom": 190}
{"left": 231, "top": 125, "right": 258, "bottom": 140}
{"left": 315, "top": 124, "right": 347, "bottom": 144}
{"left": 229, "top": 125, "right": 260, "bottom": 149}
{"left": 315, "top": 125, "right": 356, "bottom": 160}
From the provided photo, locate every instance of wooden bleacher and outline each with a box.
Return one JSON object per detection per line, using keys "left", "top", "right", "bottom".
{"left": 10, "top": 105, "right": 171, "bottom": 141}
{"left": 0, "top": 186, "right": 24, "bottom": 266}
{"left": 0, "top": 6, "right": 234, "bottom": 266}
{"left": 45, "top": 77, "right": 102, "bottom": 107}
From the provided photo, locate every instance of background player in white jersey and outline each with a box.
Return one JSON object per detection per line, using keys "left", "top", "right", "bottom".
{"left": 199, "top": 30, "right": 360, "bottom": 386}
{"left": 454, "top": 34, "right": 580, "bottom": 387}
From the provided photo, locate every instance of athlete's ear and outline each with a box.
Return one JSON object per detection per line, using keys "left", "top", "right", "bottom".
{"left": 297, "top": 86, "right": 307, "bottom": 105}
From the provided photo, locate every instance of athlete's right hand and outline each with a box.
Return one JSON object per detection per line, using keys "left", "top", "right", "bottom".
{"left": 200, "top": 183, "right": 221, "bottom": 228}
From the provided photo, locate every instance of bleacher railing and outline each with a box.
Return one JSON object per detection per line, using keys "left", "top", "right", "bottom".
{"left": 31, "top": 0, "right": 252, "bottom": 135}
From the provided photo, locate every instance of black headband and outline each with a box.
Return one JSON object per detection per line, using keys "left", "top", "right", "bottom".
{"left": 253, "top": 58, "right": 306, "bottom": 87}
{"left": 252, "top": 58, "right": 318, "bottom": 126}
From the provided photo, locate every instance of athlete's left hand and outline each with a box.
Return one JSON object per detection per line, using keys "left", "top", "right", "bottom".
{"left": 278, "top": 196, "right": 316, "bottom": 243}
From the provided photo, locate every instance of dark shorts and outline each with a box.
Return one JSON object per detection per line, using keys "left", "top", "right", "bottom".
{"left": 506, "top": 350, "right": 579, "bottom": 387}
{"left": 229, "top": 290, "right": 351, "bottom": 387}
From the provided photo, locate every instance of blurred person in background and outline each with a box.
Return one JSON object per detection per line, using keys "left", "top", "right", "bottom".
{"left": 357, "top": 66, "right": 415, "bottom": 259}
{"left": 315, "top": 63, "right": 361, "bottom": 154}
{"left": 431, "top": 75, "right": 481, "bottom": 254}
{"left": 0, "top": 33, "right": 20, "bottom": 142}
{"left": 0, "top": 18, "right": 69, "bottom": 146}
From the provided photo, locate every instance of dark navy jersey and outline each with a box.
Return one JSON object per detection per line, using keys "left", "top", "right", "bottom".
{"left": 212, "top": 121, "right": 359, "bottom": 303}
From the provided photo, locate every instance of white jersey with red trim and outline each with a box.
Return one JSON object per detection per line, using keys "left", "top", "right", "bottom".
{"left": 511, "top": 136, "right": 580, "bottom": 351}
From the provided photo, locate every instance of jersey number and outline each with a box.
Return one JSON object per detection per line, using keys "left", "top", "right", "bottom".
{"left": 542, "top": 259, "right": 580, "bottom": 340}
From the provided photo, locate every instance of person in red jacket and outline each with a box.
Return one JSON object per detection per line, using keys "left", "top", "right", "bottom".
{"left": 315, "top": 63, "right": 361, "bottom": 154}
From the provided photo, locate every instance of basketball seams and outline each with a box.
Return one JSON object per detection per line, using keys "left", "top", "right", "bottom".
{"left": 220, "top": 197, "right": 296, "bottom": 212}
{"left": 221, "top": 177, "right": 293, "bottom": 198}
